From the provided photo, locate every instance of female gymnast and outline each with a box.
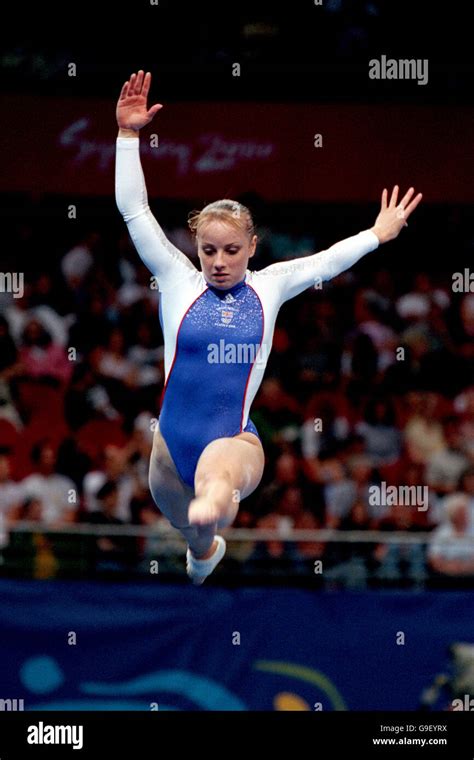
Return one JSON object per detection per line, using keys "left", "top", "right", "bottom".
{"left": 115, "top": 70, "right": 422, "bottom": 584}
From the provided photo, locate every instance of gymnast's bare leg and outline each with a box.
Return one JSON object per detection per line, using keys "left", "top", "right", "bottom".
{"left": 188, "top": 433, "right": 265, "bottom": 559}
{"left": 148, "top": 424, "right": 264, "bottom": 561}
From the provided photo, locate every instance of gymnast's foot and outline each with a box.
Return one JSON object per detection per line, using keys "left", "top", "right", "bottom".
{"left": 186, "top": 536, "right": 227, "bottom": 585}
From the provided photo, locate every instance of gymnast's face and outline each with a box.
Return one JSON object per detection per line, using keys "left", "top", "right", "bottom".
{"left": 197, "top": 220, "right": 257, "bottom": 290}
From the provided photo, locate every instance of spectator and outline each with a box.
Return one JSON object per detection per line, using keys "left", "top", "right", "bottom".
{"left": 374, "top": 502, "right": 428, "bottom": 582}
{"left": 356, "top": 396, "right": 401, "bottom": 467}
{"left": 428, "top": 493, "right": 474, "bottom": 576}
{"left": 0, "top": 315, "right": 21, "bottom": 382}
{"left": 301, "top": 392, "right": 351, "bottom": 460}
{"left": 6, "top": 287, "right": 70, "bottom": 348}
{"left": 458, "top": 466, "right": 474, "bottom": 531}
{"left": 396, "top": 273, "right": 449, "bottom": 323}
{"left": 251, "top": 377, "right": 301, "bottom": 447}
{"left": 347, "top": 454, "right": 384, "bottom": 527}
{"left": 323, "top": 459, "right": 357, "bottom": 529}
{"left": 455, "top": 386, "right": 474, "bottom": 461}
{"left": 19, "top": 320, "right": 72, "bottom": 385}
{"left": 64, "top": 361, "right": 122, "bottom": 430}
{"left": 20, "top": 440, "right": 77, "bottom": 525}
{"left": 403, "top": 391, "right": 445, "bottom": 465}
{"left": 256, "top": 485, "right": 323, "bottom": 561}
{"left": 336, "top": 500, "right": 375, "bottom": 566}
{"left": 61, "top": 232, "right": 97, "bottom": 290}
{"left": 354, "top": 290, "right": 398, "bottom": 371}
{"left": 127, "top": 323, "right": 163, "bottom": 387}
{"left": 0, "top": 316, "right": 23, "bottom": 427}
{"left": 0, "top": 454, "right": 23, "bottom": 549}
{"left": 127, "top": 412, "right": 156, "bottom": 523}
{"left": 83, "top": 444, "right": 134, "bottom": 522}
{"left": 98, "top": 328, "right": 138, "bottom": 388}
{"left": 86, "top": 480, "right": 137, "bottom": 571}
{"left": 426, "top": 416, "right": 470, "bottom": 496}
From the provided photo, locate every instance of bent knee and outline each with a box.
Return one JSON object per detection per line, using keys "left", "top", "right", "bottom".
{"left": 195, "top": 466, "right": 233, "bottom": 489}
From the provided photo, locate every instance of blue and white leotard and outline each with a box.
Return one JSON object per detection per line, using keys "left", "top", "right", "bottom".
{"left": 115, "top": 137, "right": 379, "bottom": 487}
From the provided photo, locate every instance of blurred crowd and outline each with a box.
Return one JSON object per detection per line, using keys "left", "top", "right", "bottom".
{"left": 0, "top": 210, "right": 473, "bottom": 579}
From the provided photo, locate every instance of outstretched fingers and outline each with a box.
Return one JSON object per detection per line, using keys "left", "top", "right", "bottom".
{"left": 135, "top": 69, "right": 145, "bottom": 94}
{"left": 125, "top": 70, "right": 151, "bottom": 99}
{"left": 390, "top": 185, "right": 423, "bottom": 224}
{"left": 404, "top": 192, "right": 423, "bottom": 218}
{"left": 381, "top": 188, "right": 388, "bottom": 210}
{"left": 141, "top": 71, "right": 152, "bottom": 98}
{"left": 399, "top": 187, "right": 415, "bottom": 209}
{"left": 128, "top": 72, "right": 137, "bottom": 94}
{"left": 389, "top": 185, "right": 399, "bottom": 208}
{"left": 118, "top": 80, "right": 129, "bottom": 100}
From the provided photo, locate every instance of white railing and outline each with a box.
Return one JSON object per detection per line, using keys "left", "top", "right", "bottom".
{"left": 5, "top": 520, "right": 470, "bottom": 545}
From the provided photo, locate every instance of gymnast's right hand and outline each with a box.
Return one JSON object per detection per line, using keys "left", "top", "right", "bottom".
{"left": 116, "top": 70, "right": 163, "bottom": 131}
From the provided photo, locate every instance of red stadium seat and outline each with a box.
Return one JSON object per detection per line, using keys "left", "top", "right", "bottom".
{"left": 76, "top": 420, "right": 128, "bottom": 465}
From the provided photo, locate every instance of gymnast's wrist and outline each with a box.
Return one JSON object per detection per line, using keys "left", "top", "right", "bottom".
{"left": 118, "top": 128, "right": 140, "bottom": 138}
{"left": 370, "top": 225, "right": 384, "bottom": 244}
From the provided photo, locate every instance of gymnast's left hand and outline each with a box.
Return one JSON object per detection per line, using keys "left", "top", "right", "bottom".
{"left": 371, "top": 185, "right": 423, "bottom": 244}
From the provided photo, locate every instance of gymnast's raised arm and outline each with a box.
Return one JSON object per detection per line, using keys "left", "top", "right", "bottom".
{"left": 115, "top": 70, "right": 197, "bottom": 290}
{"left": 260, "top": 185, "right": 423, "bottom": 304}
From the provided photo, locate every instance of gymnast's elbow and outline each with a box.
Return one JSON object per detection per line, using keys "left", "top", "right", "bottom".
{"left": 115, "top": 192, "right": 149, "bottom": 225}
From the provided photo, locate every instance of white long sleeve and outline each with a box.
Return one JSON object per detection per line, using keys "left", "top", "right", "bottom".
{"left": 256, "top": 229, "right": 379, "bottom": 304}
{"left": 115, "top": 137, "right": 196, "bottom": 291}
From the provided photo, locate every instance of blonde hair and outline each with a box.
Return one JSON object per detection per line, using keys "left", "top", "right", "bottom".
{"left": 188, "top": 199, "right": 256, "bottom": 241}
